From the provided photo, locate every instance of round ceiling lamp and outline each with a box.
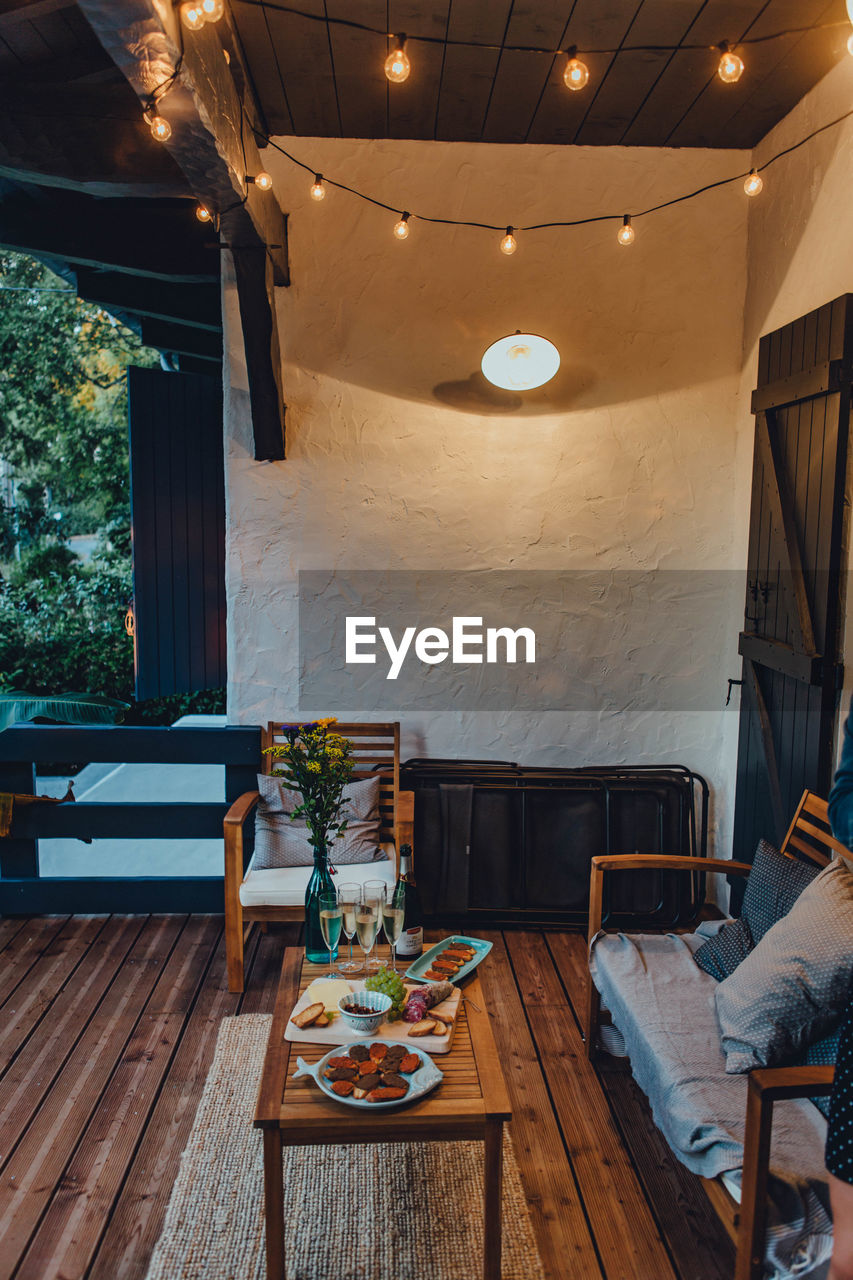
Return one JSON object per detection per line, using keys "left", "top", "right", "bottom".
{"left": 481, "top": 332, "right": 561, "bottom": 391}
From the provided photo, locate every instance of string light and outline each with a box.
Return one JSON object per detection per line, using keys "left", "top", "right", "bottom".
{"left": 617, "top": 215, "right": 635, "bottom": 246}
{"left": 717, "top": 42, "right": 744, "bottom": 83}
{"left": 201, "top": 0, "right": 225, "bottom": 20}
{"left": 500, "top": 227, "right": 518, "bottom": 255}
{"left": 180, "top": 2, "right": 206, "bottom": 30}
{"left": 385, "top": 36, "right": 411, "bottom": 84}
{"left": 393, "top": 212, "right": 410, "bottom": 239}
{"left": 743, "top": 168, "right": 764, "bottom": 197}
{"left": 563, "top": 47, "right": 590, "bottom": 91}
{"left": 310, "top": 174, "right": 326, "bottom": 201}
{"left": 144, "top": 109, "right": 172, "bottom": 142}
{"left": 196, "top": 203, "right": 213, "bottom": 222}
{"left": 251, "top": 170, "right": 273, "bottom": 190}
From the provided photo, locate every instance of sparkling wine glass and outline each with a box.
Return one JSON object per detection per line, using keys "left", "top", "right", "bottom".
{"left": 318, "top": 890, "right": 343, "bottom": 977}
{"left": 383, "top": 881, "right": 406, "bottom": 974}
{"left": 362, "top": 881, "right": 386, "bottom": 973}
{"left": 355, "top": 898, "right": 380, "bottom": 974}
{"left": 337, "top": 882, "right": 362, "bottom": 975}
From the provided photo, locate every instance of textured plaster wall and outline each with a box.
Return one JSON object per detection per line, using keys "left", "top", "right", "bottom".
{"left": 224, "top": 138, "right": 752, "bottom": 849}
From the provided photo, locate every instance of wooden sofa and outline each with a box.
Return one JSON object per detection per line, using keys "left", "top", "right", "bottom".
{"left": 223, "top": 721, "right": 414, "bottom": 992}
{"left": 585, "top": 790, "right": 841, "bottom": 1280}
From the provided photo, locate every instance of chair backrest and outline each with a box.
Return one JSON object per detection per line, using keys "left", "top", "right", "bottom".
{"left": 261, "top": 721, "right": 400, "bottom": 845}
{"left": 779, "top": 790, "right": 851, "bottom": 867}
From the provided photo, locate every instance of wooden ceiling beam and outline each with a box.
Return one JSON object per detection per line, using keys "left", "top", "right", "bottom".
{"left": 78, "top": 0, "right": 287, "bottom": 459}
{"left": 0, "top": 186, "right": 219, "bottom": 281}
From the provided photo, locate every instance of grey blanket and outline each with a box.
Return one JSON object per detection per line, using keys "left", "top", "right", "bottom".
{"left": 589, "top": 926, "right": 832, "bottom": 1280}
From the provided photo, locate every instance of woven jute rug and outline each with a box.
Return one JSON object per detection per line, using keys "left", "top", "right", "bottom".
{"left": 145, "top": 1014, "right": 544, "bottom": 1280}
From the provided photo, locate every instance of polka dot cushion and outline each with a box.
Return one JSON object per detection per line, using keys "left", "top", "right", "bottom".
{"left": 715, "top": 859, "right": 853, "bottom": 1073}
{"left": 693, "top": 838, "right": 819, "bottom": 982}
{"left": 802, "top": 1023, "right": 842, "bottom": 1118}
{"left": 694, "top": 916, "right": 753, "bottom": 981}
{"left": 741, "top": 837, "right": 822, "bottom": 944}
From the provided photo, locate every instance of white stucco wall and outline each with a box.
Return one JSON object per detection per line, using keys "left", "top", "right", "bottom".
{"left": 224, "top": 137, "right": 758, "bottom": 850}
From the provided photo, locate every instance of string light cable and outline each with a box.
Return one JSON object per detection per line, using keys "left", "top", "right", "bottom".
{"left": 256, "top": 103, "right": 853, "bottom": 245}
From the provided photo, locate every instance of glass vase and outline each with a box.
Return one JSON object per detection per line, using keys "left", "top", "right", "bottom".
{"left": 304, "top": 840, "right": 338, "bottom": 965}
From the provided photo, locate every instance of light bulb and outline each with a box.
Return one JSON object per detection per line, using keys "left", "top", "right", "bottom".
{"left": 148, "top": 113, "right": 172, "bottom": 142}
{"left": 500, "top": 227, "right": 517, "bottom": 255}
{"left": 743, "top": 168, "right": 763, "bottom": 198}
{"left": 310, "top": 174, "right": 326, "bottom": 201}
{"left": 385, "top": 38, "right": 410, "bottom": 84}
{"left": 180, "top": 2, "right": 206, "bottom": 30}
{"left": 847, "top": 31, "right": 853, "bottom": 56}
{"left": 393, "top": 212, "right": 410, "bottom": 240}
{"left": 196, "top": 203, "right": 212, "bottom": 222}
{"left": 563, "top": 49, "right": 590, "bottom": 91}
{"left": 617, "top": 215, "right": 635, "bottom": 246}
{"left": 254, "top": 171, "right": 273, "bottom": 191}
{"left": 201, "top": 0, "right": 224, "bottom": 20}
{"left": 848, "top": 0, "right": 853, "bottom": 20}
{"left": 717, "top": 45, "right": 744, "bottom": 83}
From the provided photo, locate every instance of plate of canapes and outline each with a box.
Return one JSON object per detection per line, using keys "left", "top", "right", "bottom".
{"left": 292, "top": 1039, "right": 444, "bottom": 1109}
{"left": 403, "top": 935, "right": 492, "bottom": 985}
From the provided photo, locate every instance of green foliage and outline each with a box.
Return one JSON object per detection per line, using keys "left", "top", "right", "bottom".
{"left": 0, "top": 252, "right": 221, "bottom": 726}
{"left": 267, "top": 721, "right": 355, "bottom": 855}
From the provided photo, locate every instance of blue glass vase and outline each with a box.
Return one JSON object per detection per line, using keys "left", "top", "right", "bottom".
{"left": 304, "top": 839, "right": 338, "bottom": 964}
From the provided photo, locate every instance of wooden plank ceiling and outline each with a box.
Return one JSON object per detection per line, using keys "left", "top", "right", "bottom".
{"left": 231, "top": 0, "right": 850, "bottom": 148}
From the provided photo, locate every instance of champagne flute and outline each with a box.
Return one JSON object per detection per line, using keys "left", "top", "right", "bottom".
{"left": 318, "top": 890, "right": 343, "bottom": 978}
{"left": 362, "top": 881, "right": 386, "bottom": 973}
{"left": 355, "top": 898, "right": 380, "bottom": 973}
{"left": 337, "top": 882, "right": 362, "bottom": 975}
{"left": 382, "top": 882, "right": 405, "bottom": 974}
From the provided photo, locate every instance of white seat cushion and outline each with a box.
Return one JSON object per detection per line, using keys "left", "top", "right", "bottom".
{"left": 239, "top": 845, "right": 396, "bottom": 908}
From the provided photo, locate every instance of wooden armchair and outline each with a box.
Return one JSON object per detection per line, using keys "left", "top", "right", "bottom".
{"left": 585, "top": 789, "right": 844, "bottom": 1280}
{"left": 224, "top": 721, "right": 414, "bottom": 992}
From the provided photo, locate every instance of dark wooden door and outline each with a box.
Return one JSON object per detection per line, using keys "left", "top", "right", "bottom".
{"left": 128, "top": 366, "right": 226, "bottom": 701}
{"left": 732, "top": 296, "right": 853, "bottom": 903}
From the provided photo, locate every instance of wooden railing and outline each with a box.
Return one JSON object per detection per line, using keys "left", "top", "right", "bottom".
{"left": 0, "top": 724, "right": 261, "bottom": 913}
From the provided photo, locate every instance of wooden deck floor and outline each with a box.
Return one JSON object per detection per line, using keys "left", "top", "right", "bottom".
{"left": 0, "top": 915, "right": 735, "bottom": 1280}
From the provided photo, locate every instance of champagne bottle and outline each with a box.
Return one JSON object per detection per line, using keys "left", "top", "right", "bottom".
{"left": 394, "top": 844, "right": 424, "bottom": 958}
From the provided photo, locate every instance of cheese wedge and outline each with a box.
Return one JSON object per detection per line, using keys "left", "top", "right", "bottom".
{"left": 304, "top": 979, "right": 352, "bottom": 1014}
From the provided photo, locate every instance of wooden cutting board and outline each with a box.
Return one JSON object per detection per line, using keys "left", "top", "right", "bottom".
{"left": 284, "top": 981, "right": 462, "bottom": 1055}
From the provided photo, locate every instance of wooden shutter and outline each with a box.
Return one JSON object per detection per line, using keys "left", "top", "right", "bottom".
{"left": 128, "top": 366, "right": 226, "bottom": 700}
{"left": 731, "top": 297, "right": 853, "bottom": 903}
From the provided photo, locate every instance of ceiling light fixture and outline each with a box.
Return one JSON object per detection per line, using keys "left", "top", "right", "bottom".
{"left": 481, "top": 332, "right": 560, "bottom": 391}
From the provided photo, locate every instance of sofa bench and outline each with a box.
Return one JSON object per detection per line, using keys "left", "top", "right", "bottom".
{"left": 586, "top": 790, "right": 844, "bottom": 1280}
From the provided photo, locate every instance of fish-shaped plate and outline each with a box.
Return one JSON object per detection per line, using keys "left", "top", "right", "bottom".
{"left": 292, "top": 1039, "right": 443, "bottom": 1109}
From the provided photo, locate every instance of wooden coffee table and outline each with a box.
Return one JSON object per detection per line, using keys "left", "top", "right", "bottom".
{"left": 254, "top": 947, "right": 512, "bottom": 1279}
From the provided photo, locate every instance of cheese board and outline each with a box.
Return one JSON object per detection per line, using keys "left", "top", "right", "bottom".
{"left": 285, "top": 978, "right": 462, "bottom": 1054}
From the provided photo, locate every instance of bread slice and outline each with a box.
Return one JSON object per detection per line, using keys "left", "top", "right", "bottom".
{"left": 429, "top": 1004, "right": 456, "bottom": 1026}
{"left": 290, "top": 1001, "right": 325, "bottom": 1029}
{"left": 408, "top": 1019, "right": 437, "bottom": 1036}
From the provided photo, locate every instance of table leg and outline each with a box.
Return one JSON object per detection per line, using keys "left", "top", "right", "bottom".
{"left": 483, "top": 1120, "right": 503, "bottom": 1280}
{"left": 263, "top": 1128, "right": 285, "bottom": 1280}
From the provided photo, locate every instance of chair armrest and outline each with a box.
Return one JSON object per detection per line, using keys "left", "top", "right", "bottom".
{"left": 736, "top": 1063, "right": 836, "bottom": 1280}
{"left": 587, "top": 855, "right": 753, "bottom": 943}
{"left": 224, "top": 790, "right": 261, "bottom": 828}
{"left": 747, "top": 1064, "right": 835, "bottom": 1102}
